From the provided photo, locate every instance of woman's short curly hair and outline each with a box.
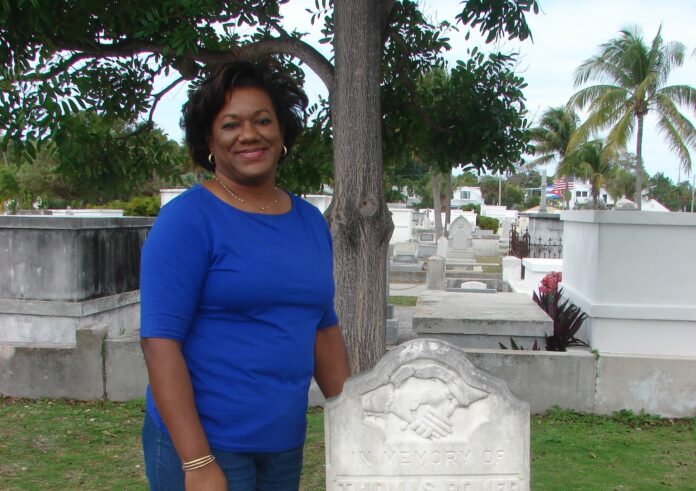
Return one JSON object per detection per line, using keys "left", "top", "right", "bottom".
{"left": 183, "top": 59, "right": 308, "bottom": 171}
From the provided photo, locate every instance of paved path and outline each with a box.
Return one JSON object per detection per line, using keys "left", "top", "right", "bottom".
{"left": 389, "top": 282, "right": 427, "bottom": 297}
{"left": 388, "top": 282, "right": 426, "bottom": 345}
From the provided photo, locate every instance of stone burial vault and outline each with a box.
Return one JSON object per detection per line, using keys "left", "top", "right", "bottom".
{"left": 325, "top": 339, "right": 530, "bottom": 491}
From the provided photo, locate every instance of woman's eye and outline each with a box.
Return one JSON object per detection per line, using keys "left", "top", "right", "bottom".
{"left": 257, "top": 118, "right": 272, "bottom": 125}
{"left": 222, "top": 122, "right": 239, "bottom": 129}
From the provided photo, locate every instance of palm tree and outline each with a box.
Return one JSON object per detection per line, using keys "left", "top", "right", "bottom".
{"left": 561, "top": 140, "right": 614, "bottom": 208}
{"left": 528, "top": 106, "right": 580, "bottom": 167}
{"left": 568, "top": 25, "right": 696, "bottom": 209}
{"left": 528, "top": 106, "right": 580, "bottom": 208}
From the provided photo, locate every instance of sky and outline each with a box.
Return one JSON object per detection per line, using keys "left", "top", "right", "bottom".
{"left": 152, "top": 0, "right": 696, "bottom": 183}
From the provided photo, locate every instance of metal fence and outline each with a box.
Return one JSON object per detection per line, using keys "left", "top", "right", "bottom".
{"left": 509, "top": 226, "right": 563, "bottom": 259}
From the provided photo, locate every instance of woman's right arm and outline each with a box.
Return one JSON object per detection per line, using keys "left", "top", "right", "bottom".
{"left": 141, "top": 337, "right": 227, "bottom": 490}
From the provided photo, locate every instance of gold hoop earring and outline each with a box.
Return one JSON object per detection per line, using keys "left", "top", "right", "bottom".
{"left": 208, "top": 153, "right": 216, "bottom": 166}
{"left": 281, "top": 146, "right": 288, "bottom": 158}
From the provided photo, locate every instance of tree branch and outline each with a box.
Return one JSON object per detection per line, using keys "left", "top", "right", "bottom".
{"left": 49, "top": 36, "right": 335, "bottom": 94}
{"left": 148, "top": 76, "right": 185, "bottom": 125}
{"left": 225, "top": 38, "right": 334, "bottom": 92}
{"left": 20, "top": 53, "right": 92, "bottom": 81}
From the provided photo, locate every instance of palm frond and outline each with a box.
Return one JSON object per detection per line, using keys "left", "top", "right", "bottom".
{"left": 566, "top": 123, "right": 592, "bottom": 155}
{"left": 574, "top": 55, "right": 630, "bottom": 88}
{"left": 656, "top": 115, "right": 692, "bottom": 174}
{"left": 604, "top": 110, "right": 635, "bottom": 151}
{"left": 525, "top": 154, "right": 556, "bottom": 168}
{"left": 657, "top": 40, "right": 686, "bottom": 84}
{"left": 654, "top": 93, "right": 696, "bottom": 147}
{"left": 568, "top": 85, "right": 620, "bottom": 110}
{"left": 657, "top": 85, "right": 696, "bottom": 115}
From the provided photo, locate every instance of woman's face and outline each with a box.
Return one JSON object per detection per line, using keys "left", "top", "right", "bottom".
{"left": 208, "top": 86, "right": 284, "bottom": 186}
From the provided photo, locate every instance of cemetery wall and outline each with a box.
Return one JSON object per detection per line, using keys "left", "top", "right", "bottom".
{"left": 312, "top": 347, "right": 696, "bottom": 417}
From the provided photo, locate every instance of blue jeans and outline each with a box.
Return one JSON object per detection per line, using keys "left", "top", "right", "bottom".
{"left": 142, "top": 413, "right": 304, "bottom": 491}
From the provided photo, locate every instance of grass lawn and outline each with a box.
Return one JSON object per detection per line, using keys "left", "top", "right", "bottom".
{"left": 1, "top": 398, "right": 694, "bottom": 490}
{"left": 389, "top": 295, "right": 418, "bottom": 306}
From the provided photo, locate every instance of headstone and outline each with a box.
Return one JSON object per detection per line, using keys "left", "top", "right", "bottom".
{"left": 419, "top": 232, "right": 436, "bottom": 243}
{"left": 449, "top": 217, "right": 474, "bottom": 252}
{"left": 502, "top": 256, "right": 522, "bottom": 283}
{"left": 436, "top": 236, "right": 449, "bottom": 257}
{"left": 426, "top": 256, "right": 446, "bottom": 290}
{"left": 460, "top": 281, "right": 488, "bottom": 290}
{"left": 394, "top": 242, "right": 419, "bottom": 262}
{"left": 325, "top": 339, "right": 530, "bottom": 490}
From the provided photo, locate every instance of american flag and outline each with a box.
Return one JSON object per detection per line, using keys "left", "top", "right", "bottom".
{"left": 551, "top": 177, "right": 575, "bottom": 195}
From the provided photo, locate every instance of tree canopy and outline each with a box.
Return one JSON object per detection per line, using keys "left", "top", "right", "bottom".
{"left": 1, "top": 0, "right": 540, "bottom": 372}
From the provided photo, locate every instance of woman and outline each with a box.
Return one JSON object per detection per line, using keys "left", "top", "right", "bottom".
{"left": 140, "top": 59, "right": 350, "bottom": 491}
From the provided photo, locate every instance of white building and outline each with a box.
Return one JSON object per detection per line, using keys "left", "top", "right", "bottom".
{"left": 450, "top": 186, "right": 484, "bottom": 208}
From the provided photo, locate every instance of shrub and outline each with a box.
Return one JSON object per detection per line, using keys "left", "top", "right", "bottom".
{"left": 533, "top": 272, "right": 588, "bottom": 351}
{"left": 460, "top": 203, "right": 481, "bottom": 215}
{"left": 477, "top": 215, "right": 500, "bottom": 232}
{"left": 104, "top": 196, "right": 161, "bottom": 216}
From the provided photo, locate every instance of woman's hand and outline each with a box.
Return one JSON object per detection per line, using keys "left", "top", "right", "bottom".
{"left": 185, "top": 460, "right": 228, "bottom": 490}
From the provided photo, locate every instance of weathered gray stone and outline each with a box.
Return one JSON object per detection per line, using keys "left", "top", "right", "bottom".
{"left": 502, "top": 256, "right": 522, "bottom": 283}
{"left": 460, "top": 281, "right": 487, "bottom": 290}
{"left": 436, "top": 236, "right": 448, "bottom": 257}
{"left": 448, "top": 217, "right": 473, "bottom": 252}
{"left": 386, "top": 319, "right": 399, "bottom": 346}
{"left": 596, "top": 353, "right": 696, "bottom": 418}
{"left": 0, "top": 216, "right": 153, "bottom": 301}
{"left": 104, "top": 334, "right": 148, "bottom": 401}
{"left": 0, "top": 291, "right": 140, "bottom": 344}
{"left": 393, "top": 242, "right": 419, "bottom": 263}
{"left": 426, "top": 256, "right": 446, "bottom": 291}
{"left": 417, "top": 243, "right": 437, "bottom": 259}
{"left": 325, "top": 339, "right": 530, "bottom": 490}
{"left": 0, "top": 325, "right": 106, "bottom": 399}
{"left": 465, "top": 348, "right": 597, "bottom": 414}
{"left": 414, "top": 291, "right": 552, "bottom": 350}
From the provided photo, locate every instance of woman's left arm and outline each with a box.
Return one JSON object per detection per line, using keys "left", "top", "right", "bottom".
{"left": 314, "top": 325, "right": 351, "bottom": 398}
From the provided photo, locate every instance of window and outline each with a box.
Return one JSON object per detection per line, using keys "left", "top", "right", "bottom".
{"left": 459, "top": 190, "right": 470, "bottom": 200}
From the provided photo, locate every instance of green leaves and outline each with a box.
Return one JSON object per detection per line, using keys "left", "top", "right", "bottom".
{"left": 457, "top": 0, "right": 540, "bottom": 43}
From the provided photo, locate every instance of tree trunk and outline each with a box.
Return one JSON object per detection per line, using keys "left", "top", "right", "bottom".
{"left": 634, "top": 113, "right": 644, "bottom": 209}
{"left": 431, "top": 171, "right": 443, "bottom": 238}
{"left": 444, "top": 171, "right": 452, "bottom": 235}
{"left": 326, "top": 0, "right": 393, "bottom": 374}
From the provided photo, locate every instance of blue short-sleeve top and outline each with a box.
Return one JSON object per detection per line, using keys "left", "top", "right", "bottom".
{"left": 140, "top": 184, "right": 338, "bottom": 452}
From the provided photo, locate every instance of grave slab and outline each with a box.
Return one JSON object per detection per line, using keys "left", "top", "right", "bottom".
{"left": 325, "top": 338, "right": 530, "bottom": 490}
{"left": 414, "top": 291, "right": 552, "bottom": 350}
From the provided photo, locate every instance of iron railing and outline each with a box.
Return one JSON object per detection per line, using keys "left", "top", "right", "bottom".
{"left": 509, "top": 226, "right": 563, "bottom": 259}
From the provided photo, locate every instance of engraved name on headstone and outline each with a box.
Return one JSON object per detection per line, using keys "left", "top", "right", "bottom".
{"left": 325, "top": 339, "right": 530, "bottom": 491}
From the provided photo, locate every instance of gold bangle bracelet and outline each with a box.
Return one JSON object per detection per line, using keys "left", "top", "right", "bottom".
{"left": 181, "top": 454, "right": 216, "bottom": 472}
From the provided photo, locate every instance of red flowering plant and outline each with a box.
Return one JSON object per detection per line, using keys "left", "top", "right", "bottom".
{"left": 539, "top": 271, "right": 562, "bottom": 295}
{"left": 533, "top": 271, "right": 588, "bottom": 352}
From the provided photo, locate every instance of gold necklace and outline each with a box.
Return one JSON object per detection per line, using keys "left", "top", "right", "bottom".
{"left": 213, "top": 175, "right": 279, "bottom": 211}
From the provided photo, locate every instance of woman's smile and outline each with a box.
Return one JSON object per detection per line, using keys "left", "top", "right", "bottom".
{"left": 208, "top": 86, "right": 284, "bottom": 186}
